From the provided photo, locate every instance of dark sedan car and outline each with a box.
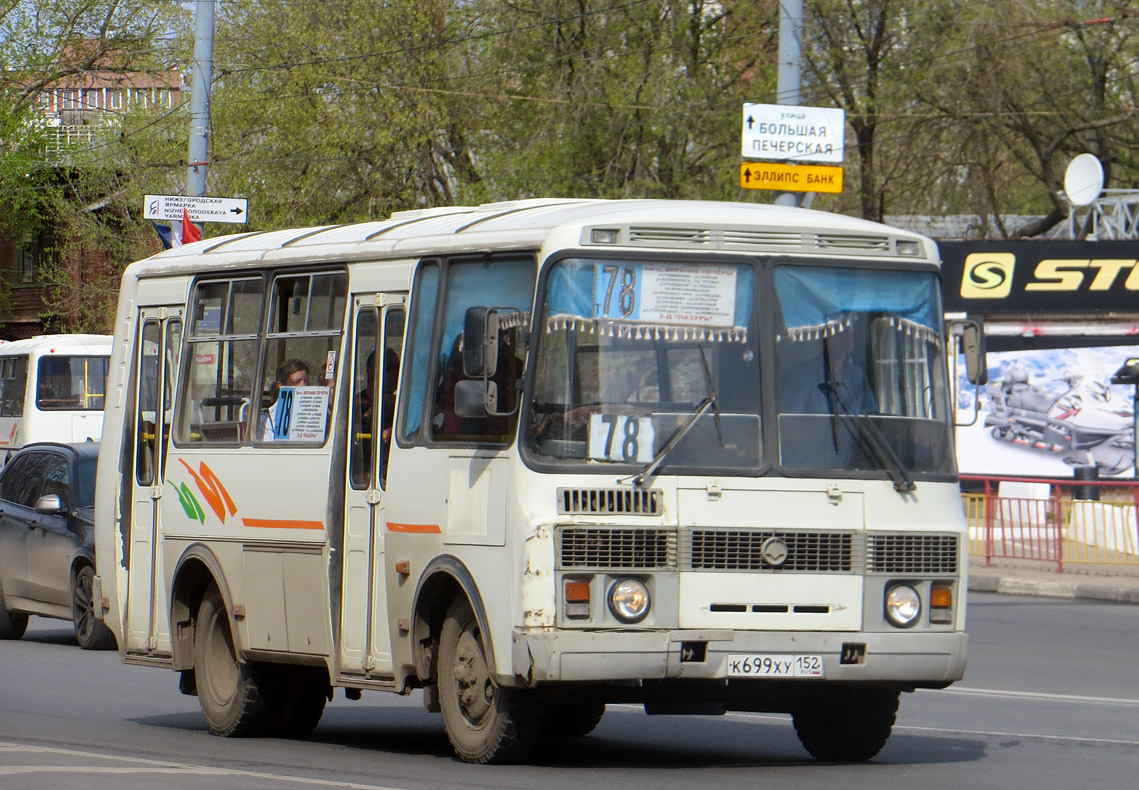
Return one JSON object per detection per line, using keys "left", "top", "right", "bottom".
{"left": 0, "top": 441, "right": 115, "bottom": 649}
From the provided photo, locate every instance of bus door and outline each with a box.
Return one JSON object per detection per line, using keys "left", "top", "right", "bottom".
{"left": 338, "top": 297, "right": 404, "bottom": 679}
{"left": 124, "top": 307, "right": 183, "bottom": 654}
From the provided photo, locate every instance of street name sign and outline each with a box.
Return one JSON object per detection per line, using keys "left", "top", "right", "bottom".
{"left": 144, "top": 194, "right": 249, "bottom": 224}
{"left": 739, "top": 162, "right": 843, "bottom": 194}
{"left": 741, "top": 103, "right": 845, "bottom": 164}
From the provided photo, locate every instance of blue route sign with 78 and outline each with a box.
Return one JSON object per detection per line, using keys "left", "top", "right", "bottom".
{"left": 144, "top": 194, "right": 248, "bottom": 224}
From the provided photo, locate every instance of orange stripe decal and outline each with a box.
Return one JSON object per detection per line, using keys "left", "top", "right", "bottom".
{"left": 387, "top": 522, "right": 442, "bottom": 534}
{"left": 242, "top": 518, "right": 325, "bottom": 530}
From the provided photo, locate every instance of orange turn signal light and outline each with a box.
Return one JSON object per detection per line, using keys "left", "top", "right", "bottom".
{"left": 930, "top": 586, "right": 953, "bottom": 609}
{"left": 564, "top": 580, "right": 591, "bottom": 603}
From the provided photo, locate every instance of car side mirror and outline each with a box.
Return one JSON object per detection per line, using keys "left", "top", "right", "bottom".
{"left": 34, "top": 494, "right": 66, "bottom": 514}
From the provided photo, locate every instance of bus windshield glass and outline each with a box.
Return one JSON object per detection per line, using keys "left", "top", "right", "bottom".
{"left": 526, "top": 258, "right": 761, "bottom": 473}
{"left": 773, "top": 264, "right": 954, "bottom": 476}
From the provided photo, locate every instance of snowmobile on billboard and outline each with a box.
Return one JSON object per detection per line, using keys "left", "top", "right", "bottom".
{"left": 984, "top": 367, "right": 1134, "bottom": 475}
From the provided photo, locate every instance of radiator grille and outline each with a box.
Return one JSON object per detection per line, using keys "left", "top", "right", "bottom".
{"left": 687, "top": 530, "right": 854, "bottom": 572}
{"left": 559, "top": 528, "right": 676, "bottom": 569}
{"left": 558, "top": 487, "right": 663, "bottom": 516}
{"left": 867, "top": 533, "right": 958, "bottom": 574}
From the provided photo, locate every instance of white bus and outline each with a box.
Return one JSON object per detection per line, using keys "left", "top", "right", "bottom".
{"left": 0, "top": 335, "right": 112, "bottom": 463}
{"left": 93, "top": 199, "right": 984, "bottom": 764}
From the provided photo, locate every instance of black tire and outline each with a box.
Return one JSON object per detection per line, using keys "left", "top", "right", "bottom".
{"left": 270, "top": 665, "right": 330, "bottom": 738}
{"left": 0, "top": 575, "right": 29, "bottom": 640}
{"left": 542, "top": 702, "right": 606, "bottom": 739}
{"left": 193, "top": 585, "right": 273, "bottom": 737}
{"left": 72, "top": 566, "right": 116, "bottom": 650}
{"left": 792, "top": 687, "right": 899, "bottom": 762}
{"left": 437, "top": 597, "right": 544, "bottom": 764}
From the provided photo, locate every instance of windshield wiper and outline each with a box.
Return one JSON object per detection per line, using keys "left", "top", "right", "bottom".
{"left": 821, "top": 379, "right": 915, "bottom": 493}
{"left": 699, "top": 346, "right": 725, "bottom": 446}
{"left": 619, "top": 396, "right": 716, "bottom": 487}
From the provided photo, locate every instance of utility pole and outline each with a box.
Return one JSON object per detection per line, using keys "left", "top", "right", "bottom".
{"left": 775, "top": 0, "right": 803, "bottom": 208}
{"left": 187, "top": 0, "right": 216, "bottom": 199}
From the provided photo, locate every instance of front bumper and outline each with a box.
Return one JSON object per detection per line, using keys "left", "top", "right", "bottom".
{"left": 512, "top": 627, "right": 967, "bottom": 686}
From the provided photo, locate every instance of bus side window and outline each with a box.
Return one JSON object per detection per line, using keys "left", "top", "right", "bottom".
{"left": 135, "top": 320, "right": 161, "bottom": 486}
{"left": 379, "top": 308, "right": 404, "bottom": 485}
{"left": 0, "top": 356, "right": 28, "bottom": 417}
{"left": 424, "top": 257, "right": 534, "bottom": 444}
{"left": 176, "top": 278, "right": 264, "bottom": 445}
{"left": 256, "top": 271, "right": 347, "bottom": 445}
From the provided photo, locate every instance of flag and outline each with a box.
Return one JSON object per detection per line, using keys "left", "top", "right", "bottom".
{"left": 152, "top": 221, "right": 175, "bottom": 249}
{"left": 182, "top": 208, "right": 201, "bottom": 244}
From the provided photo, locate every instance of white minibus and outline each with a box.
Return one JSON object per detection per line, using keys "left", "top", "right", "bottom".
{"left": 0, "top": 334, "right": 112, "bottom": 463}
{"left": 93, "top": 199, "right": 985, "bottom": 764}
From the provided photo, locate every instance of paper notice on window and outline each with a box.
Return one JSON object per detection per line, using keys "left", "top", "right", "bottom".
{"left": 593, "top": 263, "right": 737, "bottom": 327}
{"left": 271, "top": 386, "right": 329, "bottom": 441}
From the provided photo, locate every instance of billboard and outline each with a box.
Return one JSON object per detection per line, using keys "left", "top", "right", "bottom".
{"left": 956, "top": 345, "right": 1137, "bottom": 478}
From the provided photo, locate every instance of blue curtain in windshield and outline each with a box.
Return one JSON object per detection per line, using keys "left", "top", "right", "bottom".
{"left": 774, "top": 267, "right": 938, "bottom": 331}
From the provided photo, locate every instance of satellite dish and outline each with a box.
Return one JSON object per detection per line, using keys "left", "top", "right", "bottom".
{"left": 1064, "top": 153, "right": 1104, "bottom": 206}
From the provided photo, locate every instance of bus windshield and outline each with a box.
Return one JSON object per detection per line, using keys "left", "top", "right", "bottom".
{"left": 525, "top": 258, "right": 762, "bottom": 473}
{"left": 772, "top": 264, "right": 955, "bottom": 476}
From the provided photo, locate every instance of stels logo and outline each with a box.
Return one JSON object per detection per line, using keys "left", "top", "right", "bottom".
{"left": 959, "top": 250, "right": 1139, "bottom": 300}
{"left": 961, "top": 253, "right": 1015, "bottom": 299}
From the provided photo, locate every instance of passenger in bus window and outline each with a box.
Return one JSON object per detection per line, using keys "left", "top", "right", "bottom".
{"left": 260, "top": 358, "right": 309, "bottom": 441}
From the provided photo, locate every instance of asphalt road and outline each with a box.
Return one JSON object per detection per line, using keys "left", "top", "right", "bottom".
{"left": 1, "top": 592, "right": 1136, "bottom": 790}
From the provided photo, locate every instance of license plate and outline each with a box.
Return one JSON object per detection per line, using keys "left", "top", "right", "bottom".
{"left": 727, "top": 654, "right": 824, "bottom": 678}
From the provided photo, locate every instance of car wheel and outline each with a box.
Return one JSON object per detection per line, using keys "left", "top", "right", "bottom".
{"left": 72, "top": 566, "right": 116, "bottom": 650}
{"left": 0, "top": 575, "right": 29, "bottom": 640}
{"left": 437, "top": 597, "right": 543, "bottom": 764}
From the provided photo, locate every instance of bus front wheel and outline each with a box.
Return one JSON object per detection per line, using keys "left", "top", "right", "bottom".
{"left": 437, "top": 597, "right": 543, "bottom": 764}
{"left": 792, "top": 687, "right": 899, "bottom": 761}
{"left": 194, "top": 585, "right": 272, "bottom": 737}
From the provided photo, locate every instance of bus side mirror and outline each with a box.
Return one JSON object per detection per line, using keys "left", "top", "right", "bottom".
{"left": 463, "top": 307, "right": 499, "bottom": 378}
{"left": 454, "top": 379, "right": 493, "bottom": 418}
{"left": 960, "top": 320, "right": 987, "bottom": 385}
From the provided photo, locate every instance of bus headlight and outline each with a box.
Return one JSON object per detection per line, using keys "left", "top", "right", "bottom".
{"left": 608, "top": 578, "right": 650, "bottom": 623}
{"left": 884, "top": 584, "right": 921, "bottom": 628}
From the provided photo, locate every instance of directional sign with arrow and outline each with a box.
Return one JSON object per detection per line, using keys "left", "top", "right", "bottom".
{"left": 144, "top": 194, "right": 249, "bottom": 225}
{"left": 741, "top": 103, "right": 845, "bottom": 164}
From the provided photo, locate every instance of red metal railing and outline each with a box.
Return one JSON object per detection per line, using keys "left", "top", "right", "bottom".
{"left": 960, "top": 474, "right": 1139, "bottom": 572}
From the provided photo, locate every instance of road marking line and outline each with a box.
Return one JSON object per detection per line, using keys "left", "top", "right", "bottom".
{"left": 923, "top": 686, "right": 1139, "bottom": 707}
{"left": 0, "top": 741, "right": 407, "bottom": 789}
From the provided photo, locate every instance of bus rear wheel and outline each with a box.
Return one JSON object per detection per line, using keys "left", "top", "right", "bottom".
{"left": 542, "top": 702, "right": 606, "bottom": 738}
{"left": 194, "top": 586, "right": 272, "bottom": 737}
{"left": 792, "top": 687, "right": 899, "bottom": 762}
{"left": 437, "top": 597, "right": 543, "bottom": 764}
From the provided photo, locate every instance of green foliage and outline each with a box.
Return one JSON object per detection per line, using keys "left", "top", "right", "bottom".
{"left": 6, "top": 0, "right": 1139, "bottom": 334}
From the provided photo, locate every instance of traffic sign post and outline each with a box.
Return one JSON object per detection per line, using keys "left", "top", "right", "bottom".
{"left": 144, "top": 194, "right": 248, "bottom": 224}
{"left": 739, "top": 162, "right": 843, "bottom": 194}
